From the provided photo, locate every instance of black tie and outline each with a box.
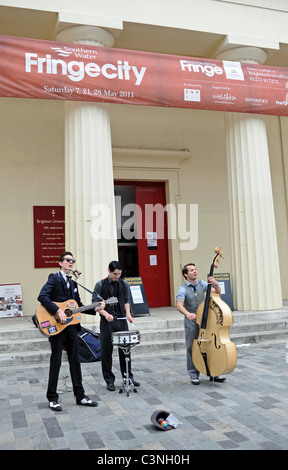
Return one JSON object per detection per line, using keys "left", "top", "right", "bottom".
{"left": 111, "top": 281, "right": 118, "bottom": 297}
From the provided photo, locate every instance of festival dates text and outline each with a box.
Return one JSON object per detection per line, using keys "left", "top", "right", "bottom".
{"left": 43, "top": 85, "right": 135, "bottom": 99}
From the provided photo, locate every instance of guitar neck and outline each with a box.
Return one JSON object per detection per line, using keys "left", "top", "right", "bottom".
{"left": 71, "top": 297, "right": 117, "bottom": 314}
{"left": 72, "top": 301, "right": 100, "bottom": 314}
{"left": 201, "top": 263, "right": 215, "bottom": 329}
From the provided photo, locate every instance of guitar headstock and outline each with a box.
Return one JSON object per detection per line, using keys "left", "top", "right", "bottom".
{"left": 213, "top": 246, "right": 223, "bottom": 269}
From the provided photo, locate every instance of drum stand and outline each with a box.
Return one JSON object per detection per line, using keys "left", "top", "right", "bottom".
{"left": 118, "top": 346, "right": 137, "bottom": 397}
{"left": 57, "top": 375, "right": 73, "bottom": 394}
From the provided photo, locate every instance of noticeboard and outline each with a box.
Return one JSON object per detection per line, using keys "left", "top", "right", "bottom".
{"left": 33, "top": 206, "right": 65, "bottom": 268}
{"left": 212, "top": 273, "right": 233, "bottom": 311}
{"left": 0, "top": 283, "right": 23, "bottom": 318}
{"left": 125, "top": 277, "right": 150, "bottom": 316}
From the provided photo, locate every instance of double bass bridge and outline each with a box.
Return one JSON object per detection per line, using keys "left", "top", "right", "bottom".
{"left": 197, "top": 336, "right": 211, "bottom": 343}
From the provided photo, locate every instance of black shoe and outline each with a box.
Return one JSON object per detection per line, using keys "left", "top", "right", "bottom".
{"left": 76, "top": 396, "right": 98, "bottom": 406}
{"left": 107, "top": 383, "right": 116, "bottom": 391}
{"left": 49, "top": 401, "right": 62, "bottom": 411}
{"left": 131, "top": 379, "right": 140, "bottom": 387}
{"left": 210, "top": 376, "right": 226, "bottom": 383}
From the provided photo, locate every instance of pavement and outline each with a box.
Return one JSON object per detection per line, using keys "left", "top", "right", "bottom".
{"left": 0, "top": 323, "right": 288, "bottom": 453}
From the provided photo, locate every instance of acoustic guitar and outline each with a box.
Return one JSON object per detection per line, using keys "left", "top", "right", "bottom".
{"left": 35, "top": 297, "right": 118, "bottom": 337}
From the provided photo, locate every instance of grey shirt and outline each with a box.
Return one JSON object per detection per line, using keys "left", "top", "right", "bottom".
{"left": 176, "top": 279, "right": 208, "bottom": 313}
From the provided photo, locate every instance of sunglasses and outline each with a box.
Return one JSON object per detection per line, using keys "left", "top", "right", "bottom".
{"left": 64, "top": 258, "right": 76, "bottom": 263}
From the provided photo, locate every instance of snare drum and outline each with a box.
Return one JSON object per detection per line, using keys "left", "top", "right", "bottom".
{"left": 111, "top": 330, "right": 141, "bottom": 347}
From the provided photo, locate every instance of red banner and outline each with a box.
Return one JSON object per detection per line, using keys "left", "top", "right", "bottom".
{"left": 1, "top": 35, "right": 288, "bottom": 116}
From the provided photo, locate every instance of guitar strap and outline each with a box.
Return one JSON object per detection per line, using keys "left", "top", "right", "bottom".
{"left": 74, "top": 281, "right": 93, "bottom": 295}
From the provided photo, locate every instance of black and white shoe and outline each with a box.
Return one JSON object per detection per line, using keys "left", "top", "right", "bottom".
{"left": 49, "top": 401, "right": 62, "bottom": 411}
{"left": 76, "top": 396, "right": 98, "bottom": 407}
{"left": 191, "top": 378, "right": 200, "bottom": 385}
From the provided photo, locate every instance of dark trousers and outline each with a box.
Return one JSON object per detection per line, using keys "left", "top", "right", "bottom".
{"left": 46, "top": 325, "right": 85, "bottom": 402}
{"left": 100, "top": 318, "right": 133, "bottom": 384}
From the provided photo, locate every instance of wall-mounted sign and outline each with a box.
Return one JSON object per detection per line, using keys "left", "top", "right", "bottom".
{"left": 33, "top": 206, "right": 65, "bottom": 268}
{"left": 1, "top": 34, "right": 288, "bottom": 116}
{"left": 147, "top": 232, "right": 157, "bottom": 249}
{"left": 0, "top": 283, "right": 23, "bottom": 318}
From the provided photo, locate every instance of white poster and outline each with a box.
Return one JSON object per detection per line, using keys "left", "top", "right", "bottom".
{"left": 130, "top": 285, "right": 144, "bottom": 304}
{"left": 147, "top": 232, "right": 157, "bottom": 248}
{"left": 0, "top": 283, "right": 23, "bottom": 318}
{"left": 149, "top": 255, "right": 157, "bottom": 266}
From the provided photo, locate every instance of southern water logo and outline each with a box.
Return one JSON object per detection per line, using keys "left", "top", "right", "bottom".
{"left": 50, "top": 47, "right": 74, "bottom": 57}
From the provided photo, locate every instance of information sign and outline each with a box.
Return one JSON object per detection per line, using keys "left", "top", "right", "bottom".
{"left": 0, "top": 283, "right": 23, "bottom": 318}
{"left": 212, "top": 273, "right": 233, "bottom": 311}
{"left": 33, "top": 206, "right": 65, "bottom": 268}
{"left": 125, "top": 277, "right": 150, "bottom": 316}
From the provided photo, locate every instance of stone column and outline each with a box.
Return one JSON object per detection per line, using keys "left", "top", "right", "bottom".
{"left": 56, "top": 26, "right": 118, "bottom": 309}
{"left": 216, "top": 47, "right": 282, "bottom": 310}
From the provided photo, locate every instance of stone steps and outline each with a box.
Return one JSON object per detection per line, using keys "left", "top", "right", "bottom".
{"left": 0, "top": 306, "right": 287, "bottom": 367}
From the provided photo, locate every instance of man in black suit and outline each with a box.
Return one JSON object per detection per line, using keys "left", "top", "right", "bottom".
{"left": 38, "top": 251, "right": 104, "bottom": 411}
{"left": 92, "top": 261, "right": 140, "bottom": 391}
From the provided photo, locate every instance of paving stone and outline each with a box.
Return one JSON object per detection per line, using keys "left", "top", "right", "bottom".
{"left": 0, "top": 339, "right": 288, "bottom": 451}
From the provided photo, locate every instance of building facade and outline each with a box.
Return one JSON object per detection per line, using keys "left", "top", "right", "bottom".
{"left": 0, "top": 0, "right": 288, "bottom": 317}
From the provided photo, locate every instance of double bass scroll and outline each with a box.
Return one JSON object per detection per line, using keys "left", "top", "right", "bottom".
{"left": 192, "top": 247, "right": 237, "bottom": 378}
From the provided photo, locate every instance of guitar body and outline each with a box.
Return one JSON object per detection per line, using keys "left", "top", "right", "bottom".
{"left": 36, "top": 299, "right": 81, "bottom": 336}
{"left": 192, "top": 294, "right": 237, "bottom": 377}
{"left": 35, "top": 296, "right": 118, "bottom": 337}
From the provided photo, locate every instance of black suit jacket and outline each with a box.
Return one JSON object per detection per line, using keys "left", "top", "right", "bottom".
{"left": 38, "top": 271, "right": 87, "bottom": 316}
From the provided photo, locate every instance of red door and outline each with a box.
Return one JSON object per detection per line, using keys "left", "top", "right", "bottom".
{"left": 135, "top": 183, "right": 171, "bottom": 307}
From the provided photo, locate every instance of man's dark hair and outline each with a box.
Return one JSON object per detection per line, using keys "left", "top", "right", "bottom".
{"left": 108, "top": 260, "right": 123, "bottom": 272}
{"left": 182, "top": 263, "right": 195, "bottom": 278}
{"left": 59, "top": 251, "right": 73, "bottom": 262}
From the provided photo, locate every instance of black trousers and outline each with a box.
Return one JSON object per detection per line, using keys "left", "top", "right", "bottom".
{"left": 46, "top": 325, "right": 85, "bottom": 402}
{"left": 100, "top": 317, "right": 133, "bottom": 384}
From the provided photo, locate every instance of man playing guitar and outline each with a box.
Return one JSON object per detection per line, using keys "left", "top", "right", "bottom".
{"left": 37, "top": 251, "right": 104, "bottom": 411}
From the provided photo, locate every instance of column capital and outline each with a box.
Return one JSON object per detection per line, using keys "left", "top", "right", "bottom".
{"left": 213, "top": 34, "right": 269, "bottom": 64}
{"left": 56, "top": 25, "right": 115, "bottom": 47}
{"left": 215, "top": 46, "right": 267, "bottom": 64}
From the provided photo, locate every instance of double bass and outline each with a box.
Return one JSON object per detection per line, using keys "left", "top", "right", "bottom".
{"left": 192, "top": 247, "right": 237, "bottom": 378}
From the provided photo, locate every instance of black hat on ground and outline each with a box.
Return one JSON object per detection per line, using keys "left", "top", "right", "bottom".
{"left": 150, "top": 410, "right": 173, "bottom": 431}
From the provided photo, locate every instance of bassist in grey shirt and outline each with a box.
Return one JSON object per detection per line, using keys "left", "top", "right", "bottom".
{"left": 176, "top": 263, "right": 224, "bottom": 385}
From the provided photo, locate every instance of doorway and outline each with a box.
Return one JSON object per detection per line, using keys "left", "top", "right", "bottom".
{"left": 114, "top": 181, "right": 171, "bottom": 307}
